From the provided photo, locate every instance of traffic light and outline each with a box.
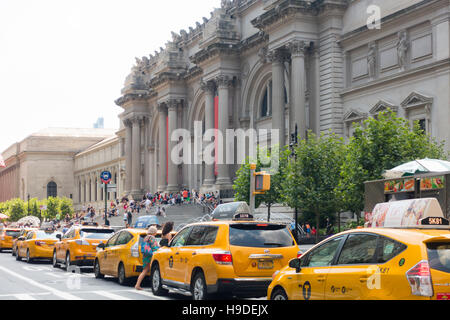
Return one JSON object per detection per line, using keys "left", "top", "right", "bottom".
{"left": 254, "top": 171, "right": 271, "bottom": 194}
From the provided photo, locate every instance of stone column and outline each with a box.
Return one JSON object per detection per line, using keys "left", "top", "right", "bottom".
{"left": 216, "top": 75, "right": 232, "bottom": 186}
{"left": 289, "top": 40, "right": 307, "bottom": 139}
{"left": 158, "top": 104, "right": 167, "bottom": 191}
{"left": 167, "top": 100, "right": 179, "bottom": 192}
{"left": 313, "top": 46, "right": 321, "bottom": 134}
{"left": 143, "top": 116, "right": 151, "bottom": 193}
{"left": 124, "top": 120, "right": 133, "bottom": 195}
{"left": 269, "top": 49, "right": 286, "bottom": 147}
{"left": 131, "top": 116, "right": 142, "bottom": 195}
{"left": 201, "top": 80, "right": 216, "bottom": 187}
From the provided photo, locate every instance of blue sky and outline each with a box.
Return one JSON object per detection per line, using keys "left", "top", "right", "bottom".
{"left": 0, "top": 0, "right": 221, "bottom": 152}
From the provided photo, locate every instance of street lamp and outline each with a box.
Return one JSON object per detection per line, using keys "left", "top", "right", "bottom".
{"left": 27, "top": 194, "right": 30, "bottom": 216}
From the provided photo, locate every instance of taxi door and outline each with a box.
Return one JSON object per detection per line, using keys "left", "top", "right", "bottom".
{"left": 20, "top": 232, "right": 34, "bottom": 257}
{"left": 101, "top": 232, "right": 120, "bottom": 274}
{"left": 289, "top": 236, "right": 344, "bottom": 300}
{"left": 324, "top": 233, "right": 379, "bottom": 300}
{"left": 163, "top": 226, "right": 192, "bottom": 283}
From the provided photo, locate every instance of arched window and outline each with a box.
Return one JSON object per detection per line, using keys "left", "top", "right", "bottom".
{"left": 260, "top": 81, "right": 272, "bottom": 118}
{"left": 47, "top": 181, "right": 57, "bottom": 198}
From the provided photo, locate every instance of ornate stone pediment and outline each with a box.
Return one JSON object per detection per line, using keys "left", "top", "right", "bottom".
{"left": 343, "top": 109, "right": 367, "bottom": 123}
{"left": 401, "top": 92, "right": 433, "bottom": 110}
{"left": 369, "top": 100, "right": 398, "bottom": 115}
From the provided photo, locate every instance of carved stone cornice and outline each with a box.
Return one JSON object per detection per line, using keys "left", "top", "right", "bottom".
{"left": 115, "top": 91, "right": 151, "bottom": 107}
{"left": 147, "top": 71, "right": 186, "bottom": 89}
{"left": 190, "top": 43, "right": 240, "bottom": 65}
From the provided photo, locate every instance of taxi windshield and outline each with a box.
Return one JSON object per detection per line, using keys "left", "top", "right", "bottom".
{"left": 427, "top": 242, "right": 450, "bottom": 273}
{"left": 35, "top": 231, "right": 60, "bottom": 239}
{"left": 80, "top": 228, "right": 115, "bottom": 239}
{"left": 229, "top": 224, "right": 294, "bottom": 248}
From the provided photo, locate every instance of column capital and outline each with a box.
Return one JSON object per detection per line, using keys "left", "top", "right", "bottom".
{"left": 200, "top": 79, "right": 216, "bottom": 94}
{"left": 166, "top": 98, "right": 183, "bottom": 111}
{"left": 157, "top": 103, "right": 167, "bottom": 114}
{"left": 123, "top": 118, "right": 133, "bottom": 128}
{"left": 267, "top": 48, "right": 287, "bottom": 64}
{"left": 288, "top": 40, "right": 307, "bottom": 58}
{"left": 216, "top": 75, "right": 233, "bottom": 89}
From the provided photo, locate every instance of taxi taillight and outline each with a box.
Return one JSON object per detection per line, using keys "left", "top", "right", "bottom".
{"left": 212, "top": 251, "right": 233, "bottom": 265}
{"left": 406, "top": 260, "right": 433, "bottom": 297}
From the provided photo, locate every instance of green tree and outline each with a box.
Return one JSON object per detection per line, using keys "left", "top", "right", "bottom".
{"left": 282, "top": 132, "right": 346, "bottom": 242}
{"left": 7, "top": 198, "right": 26, "bottom": 222}
{"left": 43, "top": 197, "right": 60, "bottom": 220}
{"left": 59, "top": 197, "right": 74, "bottom": 218}
{"left": 233, "top": 146, "right": 289, "bottom": 221}
{"left": 338, "top": 109, "right": 448, "bottom": 222}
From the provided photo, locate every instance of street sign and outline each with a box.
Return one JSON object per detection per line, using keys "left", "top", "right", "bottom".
{"left": 100, "top": 171, "right": 112, "bottom": 184}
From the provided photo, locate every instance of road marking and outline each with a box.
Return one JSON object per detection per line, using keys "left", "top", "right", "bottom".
{"left": 129, "top": 289, "right": 167, "bottom": 300}
{"left": 0, "top": 266, "right": 83, "bottom": 300}
{"left": 14, "top": 294, "right": 36, "bottom": 300}
{"left": 92, "top": 290, "right": 131, "bottom": 300}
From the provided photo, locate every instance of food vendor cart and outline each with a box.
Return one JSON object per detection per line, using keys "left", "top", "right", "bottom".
{"left": 364, "top": 172, "right": 449, "bottom": 220}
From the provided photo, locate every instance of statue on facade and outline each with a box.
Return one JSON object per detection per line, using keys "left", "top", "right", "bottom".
{"left": 367, "top": 42, "right": 377, "bottom": 79}
{"left": 396, "top": 31, "right": 408, "bottom": 70}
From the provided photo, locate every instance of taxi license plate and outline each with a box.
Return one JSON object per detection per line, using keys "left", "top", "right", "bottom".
{"left": 258, "top": 261, "right": 274, "bottom": 269}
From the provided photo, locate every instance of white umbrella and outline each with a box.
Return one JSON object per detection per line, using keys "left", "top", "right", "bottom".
{"left": 0, "top": 213, "right": 9, "bottom": 220}
{"left": 17, "top": 216, "right": 40, "bottom": 227}
{"left": 383, "top": 158, "right": 450, "bottom": 178}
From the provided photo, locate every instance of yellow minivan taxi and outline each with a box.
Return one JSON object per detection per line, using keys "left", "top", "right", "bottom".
{"left": 0, "top": 228, "right": 21, "bottom": 252}
{"left": 53, "top": 223, "right": 115, "bottom": 270}
{"left": 94, "top": 228, "right": 148, "bottom": 286}
{"left": 16, "top": 229, "right": 62, "bottom": 263}
{"left": 268, "top": 198, "right": 450, "bottom": 300}
{"left": 150, "top": 219, "right": 300, "bottom": 300}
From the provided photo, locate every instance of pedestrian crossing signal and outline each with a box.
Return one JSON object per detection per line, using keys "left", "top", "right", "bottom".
{"left": 254, "top": 172, "right": 271, "bottom": 194}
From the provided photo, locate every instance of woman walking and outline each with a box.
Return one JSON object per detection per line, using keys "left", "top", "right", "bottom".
{"left": 135, "top": 226, "right": 160, "bottom": 290}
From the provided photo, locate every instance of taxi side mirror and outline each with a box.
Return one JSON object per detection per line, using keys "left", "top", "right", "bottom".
{"left": 97, "top": 243, "right": 105, "bottom": 250}
{"left": 289, "top": 258, "right": 301, "bottom": 273}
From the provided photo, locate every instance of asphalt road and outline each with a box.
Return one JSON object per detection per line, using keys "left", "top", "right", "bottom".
{"left": 0, "top": 250, "right": 183, "bottom": 300}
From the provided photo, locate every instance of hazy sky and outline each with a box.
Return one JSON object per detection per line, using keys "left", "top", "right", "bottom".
{"left": 0, "top": 0, "right": 221, "bottom": 153}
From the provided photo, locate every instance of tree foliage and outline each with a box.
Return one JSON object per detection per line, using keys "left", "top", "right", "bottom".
{"left": 338, "top": 109, "right": 448, "bottom": 218}
{"left": 282, "top": 132, "right": 346, "bottom": 241}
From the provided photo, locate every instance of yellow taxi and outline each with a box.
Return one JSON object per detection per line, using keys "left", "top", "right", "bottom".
{"left": 53, "top": 222, "right": 115, "bottom": 270}
{"left": 16, "top": 229, "right": 62, "bottom": 263}
{"left": 267, "top": 198, "right": 450, "bottom": 300}
{"left": 11, "top": 228, "right": 37, "bottom": 257}
{"left": 0, "top": 228, "right": 21, "bottom": 252}
{"left": 94, "top": 228, "right": 148, "bottom": 286}
{"left": 150, "top": 214, "right": 301, "bottom": 300}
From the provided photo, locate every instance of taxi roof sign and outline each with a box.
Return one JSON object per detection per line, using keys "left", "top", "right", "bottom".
{"left": 366, "top": 198, "right": 449, "bottom": 229}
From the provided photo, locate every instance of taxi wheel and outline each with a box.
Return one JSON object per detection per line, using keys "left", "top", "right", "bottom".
{"left": 65, "top": 253, "right": 72, "bottom": 271}
{"left": 26, "top": 249, "right": 33, "bottom": 264}
{"left": 191, "top": 272, "right": 209, "bottom": 301}
{"left": 52, "top": 251, "right": 59, "bottom": 268}
{"left": 94, "top": 259, "right": 104, "bottom": 279}
{"left": 118, "top": 263, "right": 130, "bottom": 286}
{"left": 151, "top": 264, "right": 168, "bottom": 296}
{"left": 271, "top": 287, "right": 288, "bottom": 300}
